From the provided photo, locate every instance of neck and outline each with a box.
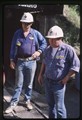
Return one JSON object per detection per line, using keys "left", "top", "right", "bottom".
{"left": 23, "top": 28, "right": 31, "bottom": 37}
{"left": 24, "top": 27, "right": 31, "bottom": 32}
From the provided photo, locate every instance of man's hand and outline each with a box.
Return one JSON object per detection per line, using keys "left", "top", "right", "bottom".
{"left": 32, "top": 51, "right": 41, "bottom": 59}
{"left": 38, "top": 75, "right": 43, "bottom": 85}
{"left": 58, "top": 71, "right": 75, "bottom": 85}
{"left": 58, "top": 75, "right": 69, "bottom": 84}
{"left": 10, "top": 61, "right": 15, "bottom": 69}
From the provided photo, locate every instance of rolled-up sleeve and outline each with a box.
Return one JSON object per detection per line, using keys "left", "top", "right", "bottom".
{"left": 68, "top": 47, "right": 80, "bottom": 73}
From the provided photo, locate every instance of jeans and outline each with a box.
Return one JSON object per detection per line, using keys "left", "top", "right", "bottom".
{"left": 44, "top": 78, "right": 67, "bottom": 118}
{"left": 10, "top": 59, "right": 36, "bottom": 105}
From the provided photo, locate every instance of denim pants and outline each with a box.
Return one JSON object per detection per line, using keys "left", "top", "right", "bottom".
{"left": 44, "top": 78, "right": 67, "bottom": 118}
{"left": 10, "top": 59, "right": 36, "bottom": 105}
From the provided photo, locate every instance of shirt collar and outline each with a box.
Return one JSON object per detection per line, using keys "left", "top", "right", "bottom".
{"left": 49, "top": 42, "right": 65, "bottom": 51}
{"left": 21, "top": 28, "right": 33, "bottom": 33}
{"left": 21, "top": 28, "right": 34, "bottom": 36}
{"left": 58, "top": 42, "right": 66, "bottom": 51}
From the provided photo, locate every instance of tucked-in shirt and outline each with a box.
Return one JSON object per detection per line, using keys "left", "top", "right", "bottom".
{"left": 10, "top": 28, "right": 47, "bottom": 60}
{"left": 43, "top": 42, "right": 80, "bottom": 81}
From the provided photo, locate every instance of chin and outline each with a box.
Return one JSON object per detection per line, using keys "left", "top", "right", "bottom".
{"left": 54, "top": 45, "right": 59, "bottom": 47}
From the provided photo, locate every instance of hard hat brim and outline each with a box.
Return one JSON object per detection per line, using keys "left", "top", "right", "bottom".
{"left": 45, "top": 36, "right": 63, "bottom": 39}
{"left": 20, "top": 20, "right": 34, "bottom": 23}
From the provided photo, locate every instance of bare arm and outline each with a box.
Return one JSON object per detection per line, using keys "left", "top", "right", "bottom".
{"left": 59, "top": 70, "right": 75, "bottom": 84}
{"left": 38, "top": 63, "right": 45, "bottom": 85}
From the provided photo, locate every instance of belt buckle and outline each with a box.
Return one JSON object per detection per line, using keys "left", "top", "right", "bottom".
{"left": 25, "top": 58, "right": 29, "bottom": 61}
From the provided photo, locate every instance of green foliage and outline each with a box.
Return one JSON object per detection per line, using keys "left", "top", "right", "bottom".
{"left": 66, "top": 5, "right": 80, "bottom": 28}
{"left": 69, "top": 5, "right": 80, "bottom": 15}
{"left": 61, "top": 5, "right": 80, "bottom": 45}
{"left": 52, "top": 15, "right": 80, "bottom": 45}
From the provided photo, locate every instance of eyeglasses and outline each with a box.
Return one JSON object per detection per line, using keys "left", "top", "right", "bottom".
{"left": 22, "top": 22, "right": 32, "bottom": 26}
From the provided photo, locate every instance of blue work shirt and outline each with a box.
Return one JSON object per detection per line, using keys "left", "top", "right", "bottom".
{"left": 10, "top": 28, "right": 47, "bottom": 60}
{"left": 43, "top": 42, "right": 80, "bottom": 81}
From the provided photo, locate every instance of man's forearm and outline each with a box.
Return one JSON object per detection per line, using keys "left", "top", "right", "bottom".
{"left": 66, "top": 70, "right": 75, "bottom": 79}
{"left": 39, "top": 63, "right": 45, "bottom": 76}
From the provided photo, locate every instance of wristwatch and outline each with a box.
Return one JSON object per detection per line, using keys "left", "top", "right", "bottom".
{"left": 37, "top": 50, "right": 42, "bottom": 54}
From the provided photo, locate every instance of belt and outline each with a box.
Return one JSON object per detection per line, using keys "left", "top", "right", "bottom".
{"left": 18, "top": 57, "right": 34, "bottom": 61}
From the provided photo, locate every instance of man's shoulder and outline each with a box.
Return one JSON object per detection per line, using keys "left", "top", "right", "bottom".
{"left": 15, "top": 28, "right": 22, "bottom": 34}
{"left": 62, "top": 42, "right": 74, "bottom": 50}
{"left": 45, "top": 45, "right": 51, "bottom": 51}
{"left": 43, "top": 46, "right": 51, "bottom": 56}
{"left": 31, "top": 28, "right": 41, "bottom": 35}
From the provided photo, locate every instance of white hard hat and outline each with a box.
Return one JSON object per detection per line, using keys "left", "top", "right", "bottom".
{"left": 46, "top": 25, "right": 64, "bottom": 39}
{"left": 20, "top": 12, "right": 34, "bottom": 23}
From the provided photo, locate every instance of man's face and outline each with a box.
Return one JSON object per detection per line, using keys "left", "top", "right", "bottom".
{"left": 22, "top": 22, "right": 32, "bottom": 31}
{"left": 49, "top": 38, "right": 62, "bottom": 48}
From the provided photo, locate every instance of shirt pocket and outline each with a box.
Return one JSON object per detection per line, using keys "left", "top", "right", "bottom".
{"left": 16, "top": 39, "right": 23, "bottom": 46}
{"left": 56, "top": 59, "right": 65, "bottom": 68}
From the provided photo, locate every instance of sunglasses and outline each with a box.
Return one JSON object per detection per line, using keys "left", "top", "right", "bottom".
{"left": 22, "top": 22, "right": 32, "bottom": 26}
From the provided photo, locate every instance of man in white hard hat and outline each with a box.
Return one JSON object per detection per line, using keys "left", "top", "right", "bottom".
{"left": 5, "top": 12, "right": 47, "bottom": 113}
{"left": 38, "top": 25, "right": 80, "bottom": 118}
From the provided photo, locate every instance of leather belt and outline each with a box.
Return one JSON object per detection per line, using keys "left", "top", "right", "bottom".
{"left": 18, "top": 57, "right": 34, "bottom": 61}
